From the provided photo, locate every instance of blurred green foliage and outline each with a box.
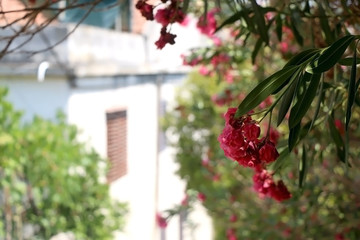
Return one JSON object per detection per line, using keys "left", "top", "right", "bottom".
{"left": 0, "top": 88, "right": 127, "bottom": 239}
{"left": 163, "top": 69, "right": 360, "bottom": 239}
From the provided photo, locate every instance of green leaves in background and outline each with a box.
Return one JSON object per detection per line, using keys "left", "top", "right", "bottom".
{"left": 299, "top": 144, "right": 307, "bottom": 188}
{"left": 345, "top": 41, "right": 358, "bottom": 130}
{"left": 328, "top": 115, "right": 346, "bottom": 164}
{"left": 250, "top": 0, "right": 269, "bottom": 45}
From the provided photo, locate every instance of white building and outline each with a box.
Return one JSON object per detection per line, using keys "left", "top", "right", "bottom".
{"left": 0, "top": 16, "right": 213, "bottom": 240}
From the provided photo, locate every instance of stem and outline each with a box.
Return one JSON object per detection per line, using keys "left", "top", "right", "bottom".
{"left": 266, "top": 111, "right": 272, "bottom": 139}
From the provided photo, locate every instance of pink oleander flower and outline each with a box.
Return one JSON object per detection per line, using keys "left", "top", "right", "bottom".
{"left": 218, "top": 108, "right": 263, "bottom": 168}
{"left": 211, "top": 53, "right": 230, "bottom": 66}
{"left": 156, "top": 213, "right": 168, "bottom": 228}
{"left": 229, "top": 214, "right": 237, "bottom": 222}
{"left": 226, "top": 228, "right": 238, "bottom": 240}
{"left": 197, "top": 8, "right": 219, "bottom": 36}
{"left": 269, "top": 180, "right": 292, "bottom": 202}
{"left": 253, "top": 169, "right": 291, "bottom": 202}
{"left": 135, "top": 0, "right": 154, "bottom": 20}
{"left": 269, "top": 127, "right": 280, "bottom": 145}
{"left": 253, "top": 169, "right": 276, "bottom": 196}
{"left": 155, "top": 27, "right": 176, "bottom": 49}
{"left": 198, "top": 65, "right": 212, "bottom": 76}
{"left": 259, "top": 140, "right": 279, "bottom": 164}
{"left": 335, "top": 119, "right": 345, "bottom": 136}
{"left": 155, "top": 4, "right": 185, "bottom": 26}
{"left": 197, "top": 192, "right": 206, "bottom": 202}
{"left": 181, "top": 194, "right": 189, "bottom": 206}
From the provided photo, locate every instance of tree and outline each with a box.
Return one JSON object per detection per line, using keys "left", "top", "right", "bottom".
{"left": 0, "top": 88, "right": 127, "bottom": 239}
{"left": 136, "top": 0, "right": 360, "bottom": 239}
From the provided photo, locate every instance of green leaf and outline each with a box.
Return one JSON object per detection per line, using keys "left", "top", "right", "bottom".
{"left": 338, "top": 57, "right": 360, "bottom": 66}
{"left": 312, "top": 35, "right": 355, "bottom": 73}
{"left": 216, "top": 12, "right": 243, "bottom": 32}
{"left": 289, "top": 73, "right": 321, "bottom": 128}
{"left": 277, "top": 72, "right": 302, "bottom": 126}
{"left": 328, "top": 115, "right": 348, "bottom": 164}
{"left": 299, "top": 144, "right": 307, "bottom": 188}
{"left": 318, "top": 4, "right": 334, "bottom": 45}
{"left": 345, "top": 45, "right": 358, "bottom": 130}
{"left": 250, "top": 0, "right": 269, "bottom": 45}
{"left": 288, "top": 122, "right": 300, "bottom": 151}
{"left": 252, "top": 38, "right": 263, "bottom": 64}
{"left": 307, "top": 76, "right": 324, "bottom": 133}
{"left": 285, "top": 48, "right": 320, "bottom": 67}
{"left": 289, "top": 10, "right": 303, "bottom": 46}
{"left": 235, "top": 65, "right": 299, "bottom": 118}
{"left": 275, "top": 14, "right": 282, "bottom": 42}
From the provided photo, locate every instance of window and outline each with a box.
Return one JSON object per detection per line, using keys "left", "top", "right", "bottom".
{"left": 106, "top": 109, "right": 127, "bottom": 182}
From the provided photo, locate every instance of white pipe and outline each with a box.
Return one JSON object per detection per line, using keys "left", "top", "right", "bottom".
{"left": 37, "top": 61, "right": 50, "bottom": 82}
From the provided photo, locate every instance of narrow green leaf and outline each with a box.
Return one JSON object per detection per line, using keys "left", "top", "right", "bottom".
{"left": 270, "top": 148, "right": 290, "bottom": 172}
{"left": 289, "top": 10, "right": 303, "bottom": 46}
{"left": 235, "top": 65, "right": 299, "bottom": 118}
{"left": 307, "top": 76, "right": 324, "bottom": 133}
{"left": 318, "top": 4, "right": 334, "bottom": 45}
{"left": 250, "top": 0, "right": 269, "bottom": 45}
{"left": 328, "top": 115, "right": 349, "bottom": 165}
{"left": 252, "top": 38, "right": 263, "bottom": 64}
{"left": 338, "top": 57, "right": 360, "bottom": 66}
{"left": 277, "top": 73, "right": 301, "bottom": 126}
{"left": 345, "top": 45, "right": 358, "bottom": 130}
{"left": 285, "top": 48, "right": 320, "bottom": 67}
{"left": 299, "top": 144, "right": 307, "bottom": 188}
{"left": 216, "top": 12, "right": 243, "bottom": 32}
{"left": 312, "top": 35, "right": 355, "bottom": 73}
{"left": 275, "top": 14, "right": 282, "bottom": 42}
{"left": 271, "top": 49, "right": 320, "bottom": 95}
{"left": 289, "top": 122, "right": 300, "bottom": 151}
{"left": 289, "top": 73, "right": 321, "bottom": 128}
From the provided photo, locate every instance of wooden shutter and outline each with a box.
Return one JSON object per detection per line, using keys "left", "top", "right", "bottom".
{"left": 106, "top": 109, "right": 127, "bottom": 182}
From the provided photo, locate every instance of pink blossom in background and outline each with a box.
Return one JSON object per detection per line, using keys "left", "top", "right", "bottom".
{"left": 229, "top": 214, "right": 237, "bottom": 222}
{"left": 201, "top": 158, "right": 209, "bottom": 166}
{"left": 197, "top": 192, "right": 206, "bottom": 202}
{"left": 198, "top": 65, "right": 212, "bottom": 76}
{"left": 226, "top": 228, "right": 238, "bottom": 240}
{"left": 181, "top": 194, "right": 189, "bottom": 206}
{"left": 335, "top": 119, "right": 345, "bottom": 136}
{"left": 156, "top": 213, "right": 168, "bottom": 228}
{"left": 196, "top": 8, "right": 219, "bottom": 36}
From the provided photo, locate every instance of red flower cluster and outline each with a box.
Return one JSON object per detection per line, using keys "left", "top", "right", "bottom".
{"left": 218, "top": 108, "right": 278, "bottom": 168}
{"left": 253, "top": 169, "right": 291, "bottom": 202}
{"left": 135, "top": 0, "right": 154, "bottom": 20}
{"left": 155, "top": 27, "right": 177, "bottom": 49}
{"left": 218, "top": 107, "right": 291, "bottom": 201}
{"left": 135, "top": 0, "right": 186, "bottom": 49}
